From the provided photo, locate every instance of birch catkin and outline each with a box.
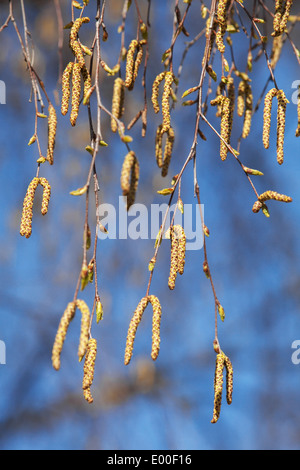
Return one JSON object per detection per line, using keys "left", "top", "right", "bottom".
{"left": 70, "top": 63, "right": 82, "bottom": 127}
{"left": 258, "top": 190, "right": 292, "bottom": 204}
{"left": 39, "top": 177, "right": 51, "bottom": 215}
{"left": 125, "top": 39, "right": 138, "bottom": 89}
{"left": 263, "top": 88, "right": 278, "bottom": 149}
{"left": 173, "top": 225, "right": 186, "bottom": 276}
{"left": 61, "top": 62, "right": 74, "bottom": 116}
{"left": 46, "top": 104, "right": 57, "bottom": 165}
{"left": 52, "top": 302, "right": 76, "bottom": 371}
{"left": 124, "top": 297, "right": 149, "bottom": 365}
{"left": 161, "top": 71, "right": 174, "bottom": 134}
{"left": 168, "top": 230, "right": 179, "bottom": 291}
{"left": 76, "top": 299, "right": 91, "bottom": 361}
{"left": 216, "top": 0, "right": 230, "bottom": 54}
{"left": 81, "top": 65, "right": 92, "bottom": 105}
{"left": 111, "top": 77, "right": 125, "bottom": 133}
{"left": 151, "top": 72, "right": 166, "bottom": 114}
{"left": 168, "top": 225, "right": 186, "bottom": 290}
{"left": 211, "top": 352, "right": 233, "bottom": 423}
{"left": 155, "top": 124, "right": 163, "bottom": 168}
{"left": 120, "top": 151, "right": 139, "bottom": 210}
{"left": 272, "top": 0, "right": 293, "bottom": 37}
{"left": 69, "top": 17, "right": 90, "bottom": 68}
{"left": 82, "top": 338, "right": 97, "bottom": 404}
{"left": 211, "top": 95, "right": 232, "bottom": 161}
{"left": 276, "top": 89, "right": 288, "bottom": 165}
{"left": 148, "top": 295, "right": 162, "bottom": 361}
{"left": 224, "top": 356, "right": 233, "bottom": 405}
{"left": 237, "top": 80, "right": 253, "bottom": 139}
{"left": 20, "top": 177, "right": 40, "bottom": 239}
{"left": 211, "top": 353, "right": 225, "bottom": 424}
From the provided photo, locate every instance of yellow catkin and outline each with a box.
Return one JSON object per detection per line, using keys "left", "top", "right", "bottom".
{"left": 81, "top": 65, "right": 92, "bottom": 105}
{"left": 39, "top": 177, "right": 51, "bottom": 215}
{"left": 173, "top": 225, "right": 186, "bottom": 275}
{"left": 70, "top": 62, "right": 82, "bottom": 127}
{"left": 161, "top": 127, "right": 175, "bottom": 178}
{"left": 296, "top": 86, "right": 300, "bottom": 137}
{"left": 52, "top": 302, "right": 76, "bottom": 371}
{"left": 82, "top": 338, "right": 97, "bottom": 403}
{"left": 46, "top": 104, "right": 57, "bottom": 165}
{"left": 237, "top": 80, "right": 253, "bottom": 139}
{"left": 262, "top": 88, "right": 278, "bottom": 150}
{"left": 20, "top": 177, "right": 40, "bottom": 238}
{"left": 76, "top": 299, "right": 91, "bottom": 361}
{"left": 211, "top": 353, "right": 225, "bottom": 424}
{"left": 131, "top": 42, "right": 144, "bottom": 88}
{"left": 272, "top": 0, "right": 284, "bottom": 36}
{"left": 211, "top": 95, "right": 231, "bottom": 161}
{"left": 155, "top": 124, "right": 163, "bottom": 168}
{"left": 69, "top": 17, "right": 90, "bottom": 68}
{"left": 120, "top": 151, "right": 139, "bottom": 210}
{"left": 125, "top": 39, "right": 138, "bottom": 89}
{"left": 148, "top": 295, "right": 162, "bottom": 361}
{"left": 161, "top": 71, "right": 174, "bottom": 134}
{"left": 61, "top": 62, "right": 74, "bottom": 115}
{"left": 224, "top": 356, "right": 233, "bottom": 405}
{"left": 216, "top": 0, "right": 230, "bottom": 54}
{"left": 168, "top": 230, "right": 179, "bottom": 291}
{"left": 276, "top": 89, "right": 288, "bottom": 165}
{"left": 151, "top": 72, "right": 166, "bottom": 114}
{"left": 272, "top": 0, "right": 293, "bottom": 37}
{"left": 258, "top": 190, "right": 292, "bottom": 204}
{"left": 111, "top": 77, "right": 125, "bottom": 133}
{"left": 124, "top": 296, "right": 149, "bottom": 365}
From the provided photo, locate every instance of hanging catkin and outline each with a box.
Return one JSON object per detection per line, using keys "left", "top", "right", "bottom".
{"left": 111, "top": 77, "right": 125, "bottom": 133}
{"left": 20, "top": 177, "right": 40, "bottom": 238}
{"left": 70, "top": 63, "right": 82, "bottom": 127}
{"left": 39, "top": 177, "right": 51, "bottom": 215}
{"left": 76, "top": 299, "right": 91, "bottom": 361}
{"left": 125, "top": 39, "right": 138, "bottom": 89}
{"left": 69, "top": 17, "right": 90, "bottom": 68}
{"left": 161, "top": 71, "right": 174, "bottom": 134}
{"left": 262, "top": 88, "right": 278, "bottom": 150}
{"left": 124, "top": 297, "right": 149, "bottom": 365}
{"left": 148, "top": 295, "right": 162, "bottom": 361}
{"left": 120, "top": 151, "right": 139, "bottom": 210}
{"left": 82, "top": 338, "right": 97, "bottom": 404}
{"left": 52, "top": 302, "right": 76, "bottom": 371}
{"left": 211, "top": 95, "right": 232, "bottom": 161}
{"left": 61, "top": 62, "right": 74, "bottom": 116}
{"left": 216, "top": 0, "right": 230, "bottom": 54}
{"left": 276, "top": 89, "right": 288, "bottom": 165}
{"left": 46, "top": 104, "right": 57, "bottom": 165}
{"left": 211, "top": 353, "right": 225, "bottom": 424}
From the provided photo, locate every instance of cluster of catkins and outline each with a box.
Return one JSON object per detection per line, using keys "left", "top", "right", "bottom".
{"left": 52, "top": 299, "right": 98, "bottom": 404}
{"left": 61, "top": 17, "right": 92, "bottom": 126}
{"left": 152, "top": 71, "right": 177, "bottom": 177}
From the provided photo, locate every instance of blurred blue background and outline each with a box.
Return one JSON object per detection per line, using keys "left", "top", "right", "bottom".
{"left": 0, "top": 0, "right": 300, "bottom": 450}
